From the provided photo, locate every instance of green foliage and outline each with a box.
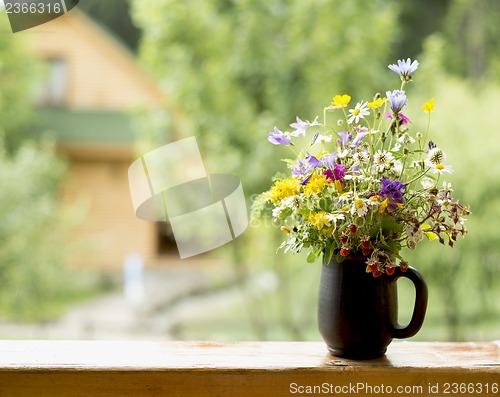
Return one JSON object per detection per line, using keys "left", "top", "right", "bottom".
{"left": 434, "top": 0, "right": 500, "bottom": 81}
{"left": 394, "top": 58, "right": 500, "bottom": 339}
{"left": 0, "top": 140, "right": 71, "bottom": 321}
{"left": 0, "top": 17, "right": 75, "bottom": 321}
{"left": 131, "top": 0, "right": 398, "bottom": 192}
{"left": 0, "top": 19, "right": 37, "bottom": 152}
{"left": 78, "top": 0, "right": 141, "bottom": 51}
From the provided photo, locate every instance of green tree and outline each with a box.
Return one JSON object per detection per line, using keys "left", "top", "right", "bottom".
{"left": 131, "top": 0, "right": 399, "bottom": 193}
{"left": 437, "top": 0, "right": 500, "bottom": 80}
{"left": 0, "top": 26, "right": 36, "bottom": 152}
{"left": 0, "top": 19, "right": 71, "bottom": 321}
{"left": 78, "top": 0, "right": 141, "bottom": 51}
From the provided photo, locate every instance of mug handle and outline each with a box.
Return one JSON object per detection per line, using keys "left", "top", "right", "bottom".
{"left": 388, "top": 266, "right": 428, "bottom": 339}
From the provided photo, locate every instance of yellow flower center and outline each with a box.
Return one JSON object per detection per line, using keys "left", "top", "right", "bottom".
{"left": 353, "top": 108, "right": 360, "bottom": 116}
{"left": 436, "top": 163, "right": 445, "bottom": 170}
{"left": 355, "top": 198, "right": 365, "bottom": 209}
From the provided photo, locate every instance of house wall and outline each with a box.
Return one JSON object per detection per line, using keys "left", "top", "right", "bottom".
{"left": 28, "top": 11, "right": 163, "bottom": 111}
{"left": 60, "top": 158, "right": 158, "bottom": 269}
{"left": 26, "top": 11, "right": 169, "bottom": 269}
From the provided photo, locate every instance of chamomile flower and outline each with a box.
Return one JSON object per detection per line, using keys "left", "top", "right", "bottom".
{"left": 397, "top": 132, "right": 415, "bottom": 146}
{"left": 326, "top": 212, "right": 345, "bottom": 225}
{"left": 352, "top": 197, "right": 369, "bottom": 217}
{"left": 430, "top": 163, "right": 453, "bottom": 175}
{"left": 353, "top": 151, "right": 370, "bottom": 164}
{"left": 427, "top": 147, "right": 447, "bottom": 166}
{"left": 373, "top": 150, "right": 394, "bottom": 171}
{"left": 347, "top": 101, "right": 370, "bottom": 124}
{"left": 315, "top": 134, "right": 333, "bottom": 144}
{"left": 420, "top": 177, "right": 434, "bottom": 189}
{"left": 338, "top": 191, "right": 353, "bottom": 202}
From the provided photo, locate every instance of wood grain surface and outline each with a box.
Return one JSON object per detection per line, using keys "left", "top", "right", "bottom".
{"left": 0, "top": 340, "right": 498, "bottom": 396}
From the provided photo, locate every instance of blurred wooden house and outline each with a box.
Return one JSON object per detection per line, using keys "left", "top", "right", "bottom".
{"left": 26, "top": 10, "right": 176, "bottom": 268}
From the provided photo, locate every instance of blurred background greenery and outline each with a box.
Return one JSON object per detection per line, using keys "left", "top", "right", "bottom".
{"left": 0, "top": 0, "right": 498, "bottom": 342}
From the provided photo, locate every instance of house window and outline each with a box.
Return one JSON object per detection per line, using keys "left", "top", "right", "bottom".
{"left": 35, "top": 57, "right": 68, "bottom": 107}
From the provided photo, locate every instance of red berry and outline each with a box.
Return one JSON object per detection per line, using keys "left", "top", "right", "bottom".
{"left": 340, "top": 234, "right": 349, "bottom": 244}
{"left": 385, "top": 266, "right": 395, "bottom": 276}
{"left": 400, "top": 265, "right": 408, "bottom": 272}
{"left": 360, "top": 239, "right": 371, "bottom": 248}
{"left": 340, "top": 247, "right": 350, "bottom": 257}
{"left": 372, "top": 270, "right": 382, "bottom": 278}
{"left": 362, "top": 247, "right": 371, "bottom": 256}
{"left": 348, "top": 224, "right": 357, "bottom": 234}
{"left": 367, "top": 263, "right": 377, "bottom": 272}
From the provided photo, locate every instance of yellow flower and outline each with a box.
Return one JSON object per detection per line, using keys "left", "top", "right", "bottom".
{"left": 422, "top": 98, "right": 435, "bottom": 112}
{"left": 280, "top": 226, "right": 291, "bottom": 234}
{"left": 304, "top": 174, "right": 331, "bottom": 197}
{"left": 264, "top": 177, "right": 300, "bottom": 202}
{"left": 379, "top": 198, "right": 390, "bottom": 214}
{"left": 368, "top": 97, "right": 386, "bottom": 109}
{"left": 309, "top": 211, "right": 330, "bottom": 230}
{"left": 331, "top": 94, "right": 351, "bottom": 108}
{"left": 369, "top": 195, "right": 380, "bottom": 203}
{"left": 334, "top": 180, "right": 343, "bottom": 192}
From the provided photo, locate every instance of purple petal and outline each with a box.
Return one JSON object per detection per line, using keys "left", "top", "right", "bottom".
{"left": 268, "top": 127, "right": 291, "bottom": 146}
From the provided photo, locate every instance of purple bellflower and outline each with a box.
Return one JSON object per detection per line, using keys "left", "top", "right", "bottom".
{"left": 268, "top": 127, "right": 291, "bottom": 146}
{"left": 292, "top": 154, "right": 320, "bottom": 177}
{"left": 290, "top": 117, "right": 308, "bottom": 137}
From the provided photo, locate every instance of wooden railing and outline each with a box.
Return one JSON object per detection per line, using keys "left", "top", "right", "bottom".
{"left": 0, "top": 340, "right": 498, "bottom": 396}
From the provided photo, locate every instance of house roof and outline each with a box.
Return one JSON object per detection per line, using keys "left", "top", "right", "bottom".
{"left": 40, "top": 108, "right": 137, "bottom": 159}
{"left": 40, "top": 108, "right": 135, "bottom": 143}
{"left": 26, "top": 9, "right": 169, "bottom": 158}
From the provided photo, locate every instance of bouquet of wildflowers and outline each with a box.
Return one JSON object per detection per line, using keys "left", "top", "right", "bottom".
{"left": 255, "top": 59, "right": 469, "bottom": 277}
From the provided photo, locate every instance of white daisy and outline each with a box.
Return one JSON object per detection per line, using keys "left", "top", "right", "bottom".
{"left": 430, "top": 163, "right": 453, "bottom": 175}
{"left": 347, "top": 101, "right": 370, "bottom": 124}
{"left": 427, "top": 147, "right": 446, "bottom": 165}
{"left": 338, "top": 191, "right": 353, "bottom": 202}
{"left": 315, "top": 134, "right": 333, "bottom": 143}
{"left": 373, "top": 150, "right": 394, "bottom": 171}
{"left": 351, "top": 197, "right": 369, "bottom": 217}
{"left": 420, "top": 177, "right": 434, "bottom": 189}
{"left": 353, "top": 151, "right": 370, "bottom": 164}
{"left": 326, "top": 213, "right": 345, "bottom": 224}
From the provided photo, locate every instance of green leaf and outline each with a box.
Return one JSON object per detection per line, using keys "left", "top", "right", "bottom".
{"left": 306, "top": 250, "right": 317, "bottom": 263}
{"left": 323, "top": 243, "right": 335, "bottom": 265}
{"left": 271, "top": 172, "right": 288, "bottom": 181}
{"left": 424, "top": 231, "right": 439, "bottom": 241}
{"left": 278, "top": 207, "right": 292, "bottom": 220}
{"left": 249, "top": 193, "right": 269, "bottom": 221}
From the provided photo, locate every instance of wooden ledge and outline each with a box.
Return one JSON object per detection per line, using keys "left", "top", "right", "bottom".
{"left": 0, "top": 341, "right": 498, "bottom": 396}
